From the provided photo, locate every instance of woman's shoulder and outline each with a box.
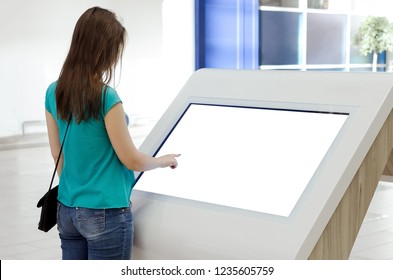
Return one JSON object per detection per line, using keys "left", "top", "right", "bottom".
{"left": 103, "top": 85, "right": 121, "bottom": 101}
{"left": 102, "top": 85, "right": 122, "bottom": 115}
{"left": 46, "top": 81, "right": 58, "bottom": 97}
{"left": 45, "top": 81, "right": 58, "bottom": 112}
{"left": 48, "top": 81, "right": 58, "bottom": 91}
{"left": 103, "top": 84, "right": 118, "bottom": 96}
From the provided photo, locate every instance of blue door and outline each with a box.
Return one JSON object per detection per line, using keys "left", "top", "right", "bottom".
{"left": 196, "top": 0, "right": 259, "bottom": 69}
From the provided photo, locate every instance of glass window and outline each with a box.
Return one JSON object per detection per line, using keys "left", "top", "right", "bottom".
{"left": 260, "top": 0, "right": 299, "bottom": 8}
{"left": 260, "top": 11, "right": 302, "bottom": 65}
{"left": 350, "top": 15, "right": 372, "bottom": 64}
{"left": 308, "top": 0, "right": 350, "bottom": 12}
{"left": 308, "top": 0, "right": 329, "bottom": 9}
{"left": 307, "top": 13, "right": 347, "bottom": 64}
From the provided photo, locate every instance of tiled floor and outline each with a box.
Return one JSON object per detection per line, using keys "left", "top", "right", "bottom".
{"left": 1, "top": 131, "right": 393, "bottom": 260}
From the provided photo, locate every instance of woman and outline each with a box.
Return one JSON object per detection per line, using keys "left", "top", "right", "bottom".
{"left": 45, "top": 7, "right": 179, "bottom": 260}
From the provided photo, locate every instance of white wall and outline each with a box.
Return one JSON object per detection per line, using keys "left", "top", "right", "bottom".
{"left": 0, "top": 0, "right": 194, "bottom": 137}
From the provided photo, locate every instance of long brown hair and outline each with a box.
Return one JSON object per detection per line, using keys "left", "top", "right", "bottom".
{"left": 56, "top": 7, "right": 126, "bottom": 123}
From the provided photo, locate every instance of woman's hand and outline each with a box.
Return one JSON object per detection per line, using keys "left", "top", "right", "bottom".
{"left": 158, "top": 154, "right": 180, "bottom": 169}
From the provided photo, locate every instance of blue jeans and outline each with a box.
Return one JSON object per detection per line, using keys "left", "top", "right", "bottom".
{"left": 57, "top": 202, "right": 133, "bottom": 260}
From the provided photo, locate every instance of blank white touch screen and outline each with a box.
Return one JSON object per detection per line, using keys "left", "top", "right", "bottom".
{"left": 134, "top": 104, "right": 349, "bottom": 217}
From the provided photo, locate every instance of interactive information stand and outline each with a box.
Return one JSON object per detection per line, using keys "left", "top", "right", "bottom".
{"left": 131, "top": 69, "right": 393, "bottom": 259}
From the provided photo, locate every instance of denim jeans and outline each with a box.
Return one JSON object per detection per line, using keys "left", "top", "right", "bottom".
{"left": 57, "top": 202, "right": 133, "bottom": 260}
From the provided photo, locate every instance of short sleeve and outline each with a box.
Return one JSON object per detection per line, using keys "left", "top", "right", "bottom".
{"left": 45, "top": 82, "right": 57, "bottom": 117}
{"left": 102, "top": 86, "right": 122, "bottom": 117}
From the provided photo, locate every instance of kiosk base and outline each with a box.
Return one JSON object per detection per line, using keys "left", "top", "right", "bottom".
{"left": 309, "top": 109, "right": 393, "bottom": 259}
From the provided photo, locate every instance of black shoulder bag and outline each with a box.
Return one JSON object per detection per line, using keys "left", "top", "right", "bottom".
{"left": 37, "top": 120, "right": 71, "bottom": 232}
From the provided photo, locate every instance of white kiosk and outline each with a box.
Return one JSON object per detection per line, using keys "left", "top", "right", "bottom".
{"left": 131, "top": 69, "right": 393, "bottom": 259}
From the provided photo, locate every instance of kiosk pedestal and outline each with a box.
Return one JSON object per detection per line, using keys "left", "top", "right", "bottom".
{"left": 131, "top": 69, "right": 393, "bottom": 259}
{"left": 309, "top": 110, "right": 393, "bottom": 259}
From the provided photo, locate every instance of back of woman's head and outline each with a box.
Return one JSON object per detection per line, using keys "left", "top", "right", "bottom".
{"left": 56, "top": 7, "right": 126, "bottom": 123}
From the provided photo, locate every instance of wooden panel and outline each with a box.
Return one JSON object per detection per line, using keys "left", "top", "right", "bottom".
{"left": 308, "top": 109, "right": 393, "bottom": 259}
{"left": 383, "top": 149, "right": 393, "bottom": 176}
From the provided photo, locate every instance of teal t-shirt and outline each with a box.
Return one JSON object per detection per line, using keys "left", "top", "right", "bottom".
{"left": 45, "top": 82, "right": 135, "bottom": 209}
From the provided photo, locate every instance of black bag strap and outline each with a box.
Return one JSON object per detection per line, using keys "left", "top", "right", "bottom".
{"left": 47, "top": 118, "right": 71, "bottom": 193}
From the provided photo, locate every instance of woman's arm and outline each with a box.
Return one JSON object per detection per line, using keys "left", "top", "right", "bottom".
{"left": 45, "top": 110, "right": 64, "bottom": 176}
{"left": 105, "top": 102, "right": 179, "bottom": 172}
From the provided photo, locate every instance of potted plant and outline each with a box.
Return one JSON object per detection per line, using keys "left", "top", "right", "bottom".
{"left": 353, "top": 16, "right": 393, "bottom": 72}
